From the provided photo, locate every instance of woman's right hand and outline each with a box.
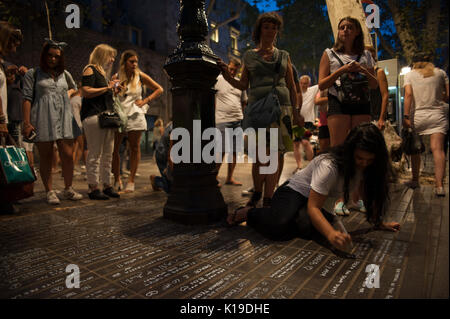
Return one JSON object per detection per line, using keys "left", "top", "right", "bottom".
{"left": 22, "top": 122, "right": 35, "bottom": 138}
{"left": 107, "top": 79, "right": 120, "bottom": 90}
{"left": 327, "top": 230, "right": 352, "bottom": 251}
{"left": 403, "top": 118, "right": 411, "bottom": 129}
{"left": 217, "top": 59, "right": 231, "bottom": 80}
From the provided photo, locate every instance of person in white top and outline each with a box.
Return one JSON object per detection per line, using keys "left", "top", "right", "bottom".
{"left": 214, "top": 59, "right": 247, "bottom": 186}
{"left": 292, "top": 75, "right": 316, "bottom": 171}
{"left": 227, "top": 123, "right": 400, "bottom": 252}
{"left": 318, "top": 16, "right": 378, "bottom": 147}
{"left": 112, "top": 50, "right": 164, "bottom": 193}
{"left": 403, "top": 52, "right": 449, "bottom": 196}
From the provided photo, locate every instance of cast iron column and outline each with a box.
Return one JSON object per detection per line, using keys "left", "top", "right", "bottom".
{"left": 163, "top": 0, "right": 227, "bottom": 224}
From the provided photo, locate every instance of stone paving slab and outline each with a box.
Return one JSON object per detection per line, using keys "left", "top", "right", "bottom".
{"left": 0, "top": 153, "right": 448, "bottom": 299}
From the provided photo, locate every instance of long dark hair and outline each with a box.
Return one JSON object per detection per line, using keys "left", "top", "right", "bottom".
{"left": 326, "top": 123, "right": 391, "bottom": 225}
{"left": 333, "top": 17, "right": 364, "bottom": 55}
{"left": 39, "top": 42, "right": 65, "bottom": 76}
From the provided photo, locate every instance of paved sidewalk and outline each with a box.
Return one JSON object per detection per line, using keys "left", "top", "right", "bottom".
{"left": 0, "top": 153, "right": 448, "bottom": 299}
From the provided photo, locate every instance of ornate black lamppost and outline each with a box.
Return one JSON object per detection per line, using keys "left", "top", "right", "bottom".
{"left": 163, "top": 0, "right": 227, "bottom": 224}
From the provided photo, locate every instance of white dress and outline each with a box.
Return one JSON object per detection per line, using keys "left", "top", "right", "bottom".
{"left": 404, "top": 68, "right": 449, "bottom": 135}
{"left": 118, "top": 81, "right": 148, "bottom": 132}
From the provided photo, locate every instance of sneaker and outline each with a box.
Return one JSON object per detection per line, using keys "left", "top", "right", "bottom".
{"left": 150, "top": 175, "right": 161, "bottom": 191}
{"left": 103, "top": 187, "right": 120, "bottom": 198}
{"left": 241, "top": 187, "right": 255, "bottom": 197}
{"left": 88, "top": 189, "right": 109, "bottom": 200}
{"left": 62, "top": 187, "right": 83, "bottom": 201}
{"left": 334, "top": 201, "right": 350, "bottom": 216}
{"left": 347, "top": 200, "right": 367, "bottom": 213}
{"left": 47, "top": 190, "right": 61, "bottom": 205}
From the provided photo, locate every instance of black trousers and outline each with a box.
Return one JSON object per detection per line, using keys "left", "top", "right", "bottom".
{"left": 247, "top": 183, "right": 334, "bottom": 241}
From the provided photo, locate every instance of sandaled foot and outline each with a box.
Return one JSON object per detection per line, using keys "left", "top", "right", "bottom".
{"left": 124, "top": 182, "right": 135, "bottom": 193}
{"left": 227, "top": 206, "right": 249, "bottom": 226}
{"left": 225, "top": 179, "right": 242, "bottom": 186}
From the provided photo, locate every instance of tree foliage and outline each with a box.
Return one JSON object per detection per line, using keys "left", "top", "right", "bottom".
{"left": 276, "top": 0, "right": 333, "bottom": 83}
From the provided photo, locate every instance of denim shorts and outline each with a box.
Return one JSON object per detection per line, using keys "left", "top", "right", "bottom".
{"left": 327, "top": 94, "right": 371, "bottom": 117}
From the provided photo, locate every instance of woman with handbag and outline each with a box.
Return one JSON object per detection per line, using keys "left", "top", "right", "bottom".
{"left": 0, "top": 21, "right": 22, "bottom": 213}
{"left": 403, "top": 52, "right": 449, "bottom": 196}
{"left": 80, "top": 44, "right": 122, "bottom": 200}
{"left": 112, "top": 50, "right": 163, "bottom": 192}
{"left": 218, "top": 12, "right": 300, "bottom": 208}
{"left": 318, "top": 16, "right": 378, "bottom": 215}
{"left": 227, "top": 123, "right": 400, "bottom": 251}
{"left": 22, "top": 39, "right": 83, "bottom": 205}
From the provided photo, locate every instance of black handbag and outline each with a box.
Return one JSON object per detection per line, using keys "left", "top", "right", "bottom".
{"left": 330, "top": 50, "right": 370, "bottom": 106}
{"left": 98, "top": 111, "right": 121, "bottom": 128}
{"left": 401, "top": 128, "right": 425, "bottom": 155}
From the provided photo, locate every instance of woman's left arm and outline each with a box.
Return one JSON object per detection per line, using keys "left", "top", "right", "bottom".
{"left": 137, "top": 72, "right": 164, "bottom": 107}
{"left": 377, "top": 69, "right": 389, "bottom": 130}
{"left": 286, "top": 57, "right": 303, "bottom": 126}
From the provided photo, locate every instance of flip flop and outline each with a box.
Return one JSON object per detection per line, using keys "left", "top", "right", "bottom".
{"left": 225, "top": 180, "right": 243, "bottom": 186}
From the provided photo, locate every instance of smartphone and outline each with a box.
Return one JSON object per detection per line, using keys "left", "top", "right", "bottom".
{"left": 24, "top": 130, "right": 37, "bottom": 143}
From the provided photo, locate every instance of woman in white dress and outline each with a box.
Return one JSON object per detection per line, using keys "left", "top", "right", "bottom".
{"left": 112, "top": 50, "right": 164, "bottom": 192}
{"left": 403, "top": 52, "right": 449, "bottom": 196}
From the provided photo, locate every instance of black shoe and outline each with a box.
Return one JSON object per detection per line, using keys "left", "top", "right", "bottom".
{"left": 0, "top": 202, "right": 18, "bottom": 214}
{"left": 103, "top": 187, "right": 120, "bottom": 198}
{"left": 88, "top": 189, "right": 110, "bottom": 200}
{"left": 246, "top": 191, "right": 262, "bottom": 208}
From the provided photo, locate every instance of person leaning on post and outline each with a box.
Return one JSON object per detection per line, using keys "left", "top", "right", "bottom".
{"left": 218, "top": 11, "right": 302, "bottom": 208}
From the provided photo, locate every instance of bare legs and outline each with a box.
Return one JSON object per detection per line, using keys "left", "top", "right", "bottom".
{"left": 112, "top": 130, "right": 142, "bottom": 190}
{"left": 36, "top": 140, "right": 74, "bottom": 192}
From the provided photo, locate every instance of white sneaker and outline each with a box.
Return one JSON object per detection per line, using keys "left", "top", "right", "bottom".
{"left": 62, "top": 187, "right": 83, "bottom": 200}
{"left": 47, "top": 190, "right": 61, "bottom": 205}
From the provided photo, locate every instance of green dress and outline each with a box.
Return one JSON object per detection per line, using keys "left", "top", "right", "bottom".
{"left": 243, "top": 48, "right": 294, "bottom": 152}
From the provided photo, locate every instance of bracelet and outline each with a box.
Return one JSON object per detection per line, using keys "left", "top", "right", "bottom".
{"left": 404, "top": 114, "right": 409, "bottom": 119}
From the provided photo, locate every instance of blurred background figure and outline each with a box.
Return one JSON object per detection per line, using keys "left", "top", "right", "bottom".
{"left": 403, "top": 52, "right": 449, "bottom": 196}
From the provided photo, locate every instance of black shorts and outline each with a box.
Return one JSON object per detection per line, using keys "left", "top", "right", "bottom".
{"left": 327, "top": 94, "right": 371, "bottom": 117}
{"left": 318, "top": 125, "right": 330, "bottom": 139}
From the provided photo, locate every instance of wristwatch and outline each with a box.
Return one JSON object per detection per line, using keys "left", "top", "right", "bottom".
{"left": 403, "top": 114, "right": 410, "bottom": 119}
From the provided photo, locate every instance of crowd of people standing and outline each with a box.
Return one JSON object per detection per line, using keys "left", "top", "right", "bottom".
{"left": 1, "top": 10, "right": 448, "bottom": 252}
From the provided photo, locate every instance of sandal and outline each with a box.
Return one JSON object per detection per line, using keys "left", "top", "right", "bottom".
{"left": 124, "top": 182, "right": 135, "bottom": 193}
{"left": 246, "top": 191, "right": 262, "bottom": 208}
{"left": 334, "top": 201, "right": 350, "bottom": 216}
{"left": 227, "top": 206, "right": 248, "bottom": 226}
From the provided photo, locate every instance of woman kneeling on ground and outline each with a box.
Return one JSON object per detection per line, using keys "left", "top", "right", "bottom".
{"left": 227, "top": 123, "right": 400, "bottom": 252}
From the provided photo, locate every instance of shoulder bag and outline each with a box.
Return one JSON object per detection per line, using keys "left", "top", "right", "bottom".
{"left": 242, "top": 53, "right": 283, "bottom": 130}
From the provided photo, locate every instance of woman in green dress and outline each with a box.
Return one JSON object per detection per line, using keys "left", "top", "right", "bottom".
{"left": 219, "top": 12, "right": 302, "bottom": 208}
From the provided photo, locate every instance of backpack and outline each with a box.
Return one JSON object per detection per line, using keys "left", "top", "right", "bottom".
{"left": 330, "top": 49, "right": 370, "bottom": 106}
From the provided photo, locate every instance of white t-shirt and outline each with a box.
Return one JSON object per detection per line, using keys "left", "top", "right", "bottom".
{"left": 325, "top": 48, "right": 375, "bottom": 97}
{"left": 300, "top": 84, "right": 319, "bottom": 123}
{"left": 214, "top": 74, "right": 246, "bottom": 124}
{"left": 0, "top": 65, "right": 7, "bottom": 123}
{"left": 287, "top": 154, "right": 362, "bottom": 212}
{"left": 404, "top": 68, "right": 449, "bottom": 110}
